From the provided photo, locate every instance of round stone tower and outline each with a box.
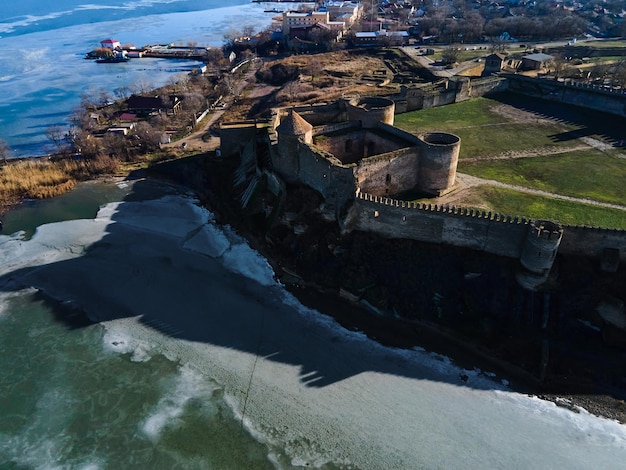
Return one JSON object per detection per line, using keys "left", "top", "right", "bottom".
{"left": 516, "top": 220, "right": 563, "bottom": 290}
{"left": 519, "top": 220, "right": 563, "bottom": 274}
{"left": 416, "top": 132, "right": 460, "bottom": 195}
{"left": 346, "top": 97, "right": 395, "bottom": 128}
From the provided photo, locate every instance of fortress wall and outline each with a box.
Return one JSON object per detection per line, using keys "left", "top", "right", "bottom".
{"left": 351, "top": 193, "right": 626, "bottom": 264}
{"left": 422, "top": 89, "right": 458, "bottom": 109}
{"left": 405, "top": 91, "right": 424, "bottom": 112}
{"left": 561, "top": 86, "right": 626, "bottom": 117}
{"left": 375, "top": 122, "right": 422, "bottom": 145}
{"left": 314, "top": 129, "right": 368, "bottom": 163}
{"left": 356, "top": 148, "right": 420, "bottom": 196}
{"left": 296, "top": 143, "right": 356, "bottom": 212}
{"left": 290, "top": 102, "right": 347, "bottom": 125}
{"left": 314, "top": 121, "right": 360, "bottom": 136}
{"left": 466, "top": 77, "right": 509, "bottom": 98}
{"left": 560, "top": 225, "right": 626, "bottom": 261}
{"left": 505, "top": 75, "right": 626, "bottom": 118}
{"left": 219, "top": 123, "right": 258, "bottom": 158}
{"left": 352, "top": 194, "right": 529, "bottom": 258}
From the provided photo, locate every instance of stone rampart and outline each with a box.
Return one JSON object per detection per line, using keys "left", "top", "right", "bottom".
{"left": 505, "top": 74, "right": 626, "bottom": 118}
{"left": 346, "top": 97, "right": 395, "bottom": 127}
{"left": 295, "top": 142, "right": 356, "bottom": 215}
{"left": 356, "top": 148, "right": 420, "bottom": 196}
{"left": 560, "top": 225, "right": 626, "bottom": 262}
{"left": 287, "top": 102, "right": 347, "bottom": 126}
{"left": 350, "top": 192, "right": 626, "bottom": 264}
{"left": 351, "top": 192, "right": 529, "bottom": 258}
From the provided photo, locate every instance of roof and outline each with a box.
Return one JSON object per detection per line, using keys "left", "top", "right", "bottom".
{"left": 126, "top": 95, "right": 166, "bottom": 109}
{"left": 277, "top": 110, "right": 312, "bottom": 136}
{"left": 101, "top": 39, "right": 119, "bottom": 44}
{"left": 522, "top": 53, "right": 554, "bottom": 62}
{"left": 486, "top": 53, "right": 506, "bottom": 60}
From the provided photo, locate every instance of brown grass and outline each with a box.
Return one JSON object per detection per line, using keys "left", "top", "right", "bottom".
{"left": 0, "top": 155, "right": 120, "bottom": 215}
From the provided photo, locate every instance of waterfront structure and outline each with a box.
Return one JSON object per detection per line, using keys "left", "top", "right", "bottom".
{"left": 100, "top": 38, "right": 121, "bottom": 50}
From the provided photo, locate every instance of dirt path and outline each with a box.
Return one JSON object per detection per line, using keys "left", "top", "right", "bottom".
{"left": 446, "top": 172, "right": 626, "bottom": 211}
{"left": 162, "top": 58, "right": 264, "bottom": 153}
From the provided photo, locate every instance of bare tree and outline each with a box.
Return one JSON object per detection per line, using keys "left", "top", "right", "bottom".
{"left": 130, "top": 78, "right": 154, "bottom": 95}
{"left": 132, "top": 122, "right": 163, "bottom": 152}
{"left": 441, "top": 46, "right": 460, "bottom": 66}
{"left": 223, "top": 28, "right": 241, "bottom": 50}
{"left": 0, "top": 138, "right": 10, "bottom": 163}
{"left": 71, "top": 129, "right": 102, "bottom": 159}
{"left": 284, "top": 80, "right": 302, "bottom": 102}
{"left": 46, "top": 126, "right": 71, "bottom": 155}
{"left": 242, "top": 25, "right": 256, "bottom": 38}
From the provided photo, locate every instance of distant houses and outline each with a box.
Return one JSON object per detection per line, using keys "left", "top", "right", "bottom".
{"left": 100, "top": 39, "right": 121, "bottom": 50}
{"left": 125, "top": 95, "right": 182, "bottom": 116}
{"left": 521, "top": 53, "right": 555, "bottom": 71}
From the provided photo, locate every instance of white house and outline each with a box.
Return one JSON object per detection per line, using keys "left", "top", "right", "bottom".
{"left": 100, "top": 39, "right": 121, "bottom": 50}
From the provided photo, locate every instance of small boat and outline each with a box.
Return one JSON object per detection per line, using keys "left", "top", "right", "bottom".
{"left": 264, "top": 8, "right": 283, "bottom": 12}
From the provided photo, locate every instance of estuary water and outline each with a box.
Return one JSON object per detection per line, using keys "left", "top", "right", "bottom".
{"left": 2, "top": 1, "right": 626, "bottom": 468}
{"left": 0, "top": 0, "right": 285, "bottom": 158}
{"left": 1, "top": 180, "right": 626, "bottom": 469}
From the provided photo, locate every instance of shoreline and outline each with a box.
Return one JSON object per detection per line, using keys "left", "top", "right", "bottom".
{"left": 221, "top": 193, "right": 626, "bottom": 425}
{"left": 2, "top": 157, "right": 626, "bottom": 426}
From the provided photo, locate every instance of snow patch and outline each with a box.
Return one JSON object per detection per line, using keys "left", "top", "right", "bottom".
{"left": 182, "top": 222, "right": 231, "bottom": 258}
{"left": 222, "top": 243, "right": 276, "bottom": 287}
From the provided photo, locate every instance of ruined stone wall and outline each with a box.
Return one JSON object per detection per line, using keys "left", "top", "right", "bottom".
{"left": 288, "top": 102, "right": 347, "bottom": 126}
{"left": 219, "top": 123, "right": 258, "bottom": 158}
{"left": 346, "top": 97, "right": 395, "bottom": 127}
{"left": 295, "top": 142, "right": 356, "bottom": 214}
{"left": 355, "top": 148, "right": 420, "bottom": 197}
{"left": 313, "top": 129, "right": 369, "bottom": 164}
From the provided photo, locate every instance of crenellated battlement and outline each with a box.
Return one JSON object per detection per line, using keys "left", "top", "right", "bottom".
{"left": 356, "top": 190, "right": 530, "bottom": 224}
{"left": 351, "top": 191, "right": 626, "bottom": 268}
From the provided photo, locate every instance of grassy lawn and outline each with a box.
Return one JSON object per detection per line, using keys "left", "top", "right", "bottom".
{"left": 395, "top": 97, "right": 502, "bottom": 129}
{"left": 394, "top": 97, "right": 583, "bottom": 158}
{"left": 436, "top": 185, "right": 626, "bottom": 229}
{"left": 460, "top": 149, "right": 626, "bottom": 205}
{"left": 395, "top": 96, "right": 626, "bottom": 227}
{"left": 572, "top": 40, "right": 626, "bottom": 48}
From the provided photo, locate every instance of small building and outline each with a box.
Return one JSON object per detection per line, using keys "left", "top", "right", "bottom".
{"left": 125, "top": 95, "right": 182, "bottom": 116}
{"left": 483, "top": 53, "right": 506, "bottom": 75}
{"left": 521, "top": 53, "right": 554, "bottom": 71}
{"left": 100, "top": 39, "right": 121, "bottom": 50}
{"left": 353, "top": 30, "right": 409, "bottom": 47}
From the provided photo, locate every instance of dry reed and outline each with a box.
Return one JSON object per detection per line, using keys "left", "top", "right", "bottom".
{"left": 0, "top": 155, "right": 120, "bottom": 215}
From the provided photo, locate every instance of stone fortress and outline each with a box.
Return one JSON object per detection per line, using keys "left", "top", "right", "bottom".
{"left": 221, "top": 96, "right": 625, "bottom": 291}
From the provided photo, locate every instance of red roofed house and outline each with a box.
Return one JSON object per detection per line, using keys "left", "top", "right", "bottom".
{"left": 100, "top": 39, "right": 121, "bottom": 50}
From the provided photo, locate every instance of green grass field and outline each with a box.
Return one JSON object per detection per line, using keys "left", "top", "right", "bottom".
{"left": 394, "top": 97, "right": 583, "bottom": 158}
{"left": 448, "top": 186, "right": 626, "bottom": 229}
{"left": 462, "top": 149, "right": 626, "bottom": 205}
{"left": 395, "top": 97, "right": 626, "bottom": 227}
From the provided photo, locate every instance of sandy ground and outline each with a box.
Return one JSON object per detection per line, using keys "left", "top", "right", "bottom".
{"left": 1, "top": 192, "right": 626, "bottom": 469}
